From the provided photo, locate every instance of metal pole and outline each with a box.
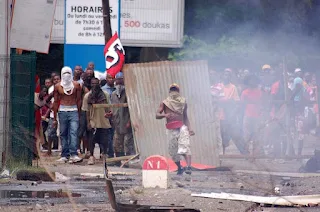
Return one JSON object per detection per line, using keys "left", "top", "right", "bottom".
{"left": 283, "top": 57, "right": 294, "bottom": 156}
{"left": 102, "top": 0, "right": 112, "bottom": 44}
{"left": 0, "top": 0, "right": 10, "bottom": 169}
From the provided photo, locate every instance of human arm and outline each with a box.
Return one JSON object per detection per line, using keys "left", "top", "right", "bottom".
{"left": 82, "top": 93, "right": 91, "bottom": 130}
{"left": 52, "top": 85, "right": 59, "bottom": 127}
{"left": 75, "top": 83, "right": 82, "bottom": 115}
{"left": 104, "top": 93, "right": 112, "bottom": 118}
{"left": 156, "top": 102, "right": 166, "bottom": 119}
{"left": 183, "top": 104, "right": 194, "bottom": 136}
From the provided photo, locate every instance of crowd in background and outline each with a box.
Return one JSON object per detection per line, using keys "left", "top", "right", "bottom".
{"left": 34, "top": 62, "right": 135, "bottom": 165}
{"left": 211, "top": 64, "right": 318, "bottom": 157}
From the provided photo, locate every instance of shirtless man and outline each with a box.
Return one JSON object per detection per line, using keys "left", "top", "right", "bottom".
{"left": 53, "top": 67, "right": 82, "bottom": 163}
{"left": 156, "top": 84, "right": 194, "bottom": 175}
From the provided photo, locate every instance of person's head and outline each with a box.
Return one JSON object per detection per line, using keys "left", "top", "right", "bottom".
{"left": 61, "top": 66, "right": 73, "bottom": 81}
{"left": 244, "top": 74, "right": 260, "bottom": 88}
{"left": 74, "top": 65, "right": 83, "bottom": 79}
{"left": 100, "top": 79, "right": 107, "bottom": 87}
{"left": 53, "top": 75, "right": 61, "bottom": 85}
{"left": 169, "top": 83, "right": 180, "bottom": 93}
{"left": 51, "top": 72, "right": 58, "bottom": 81}
{"left": 87, "top": 62, "right": 95, "bottom": 70}
{"left": 262, "top": 64, "right": 272, "bottom": 73}
{"left": 221, "top": 70, "right": 232, "bottom": 84}
{"left": 40, "top": 86, "right": 48, "bottom": 98}
{"left": 85, "top": 68, "right": 95, "bottom": 80}
{"left": 294, "top": 68, "right": 302, "bottom": 77}
{"left": 44, "top": 78, "right": 52, "bottom": 88}
{"left": 304, "top": 72, "right": 311, "bottom": 83}
{"left": 115, "top": 72, "right": 124, "bottom": 86}
{"left": 91, "top": 77, "right": 100, "bottom": 92}
{"left": 106, "top": 74, "right": 114, "bottom": 87}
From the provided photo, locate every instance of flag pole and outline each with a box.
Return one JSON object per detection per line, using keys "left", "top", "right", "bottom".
{"left": 102, "top": 0, "right": 112, "bottom": 44}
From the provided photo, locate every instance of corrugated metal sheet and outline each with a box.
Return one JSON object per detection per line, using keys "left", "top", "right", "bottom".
{"left": 124, "top": 60, "right": 219, "bottom": 166}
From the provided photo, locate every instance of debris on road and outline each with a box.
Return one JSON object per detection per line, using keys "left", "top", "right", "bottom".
{"left": 191, "top": 192, "right": 320, "bottom": 207}
{"left": 55, "top": 172, "right": 70, "bottom": 182}
{"left": 0, "top": 169, "right": 10, "bottom": 179}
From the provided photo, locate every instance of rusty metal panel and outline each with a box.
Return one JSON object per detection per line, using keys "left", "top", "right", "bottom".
{"left": 124, "top": 61, "right": 219, "bottom": 166}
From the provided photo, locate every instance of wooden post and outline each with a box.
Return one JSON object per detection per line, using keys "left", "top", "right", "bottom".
{"left": 102, "top": 0, "right": 112, "bottom": 44}
{"left": 283, "top": 57, "right": 294, "bottom": 156}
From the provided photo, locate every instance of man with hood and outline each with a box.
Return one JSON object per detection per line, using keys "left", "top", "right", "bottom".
{"left": 156, "top": 84, "right": 194, "bottom": 175}
{"left": 111, "top": 72, "right": 134, "bottom": 162}
{"left": 53, "top": 67, "right": 82, "bottom": 163}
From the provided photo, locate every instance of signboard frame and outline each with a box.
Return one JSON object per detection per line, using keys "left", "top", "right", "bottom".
{"left": 56, "top": 0, "right": 185, "bottom": 48}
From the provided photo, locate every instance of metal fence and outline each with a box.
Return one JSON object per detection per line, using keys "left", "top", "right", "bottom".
{"left": 10, "top": 51, "right": 36, "bottom": 165}
{"left": 124, "top": 60, "right": 220, "bottom": 166}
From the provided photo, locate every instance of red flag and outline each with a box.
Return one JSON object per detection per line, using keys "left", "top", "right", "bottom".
{"left": 35, "top": 75, "right": 41, "bottom": 93}
{"left": 104, "top": 32, "right": 125, "bottom": 78}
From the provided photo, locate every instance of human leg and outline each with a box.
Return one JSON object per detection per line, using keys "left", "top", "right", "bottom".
{"left": 168, "top": 129, "right": 183, "bottom": 175}
{"left": 57, "top": 112, "right": 69, "bottom": 160}
{"left": 124, "top": 132, "right": 135, "bottom": 156}
{"left": 106, "top": 128, "right": 114, "bottom": 158}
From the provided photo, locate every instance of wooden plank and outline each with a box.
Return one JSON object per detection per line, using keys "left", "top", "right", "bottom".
{"left": 191, "top": 192, "right": 320, "bottom": 206}
{"left": 93, "top": 103, "right": 128, "bottom": 108}
{"left": 120, "top": 154, "right": 140, "bottom": 168}
{"left": 105, "top": 155, "right": 133, "bottom": 163}
{"left": 234, "top": 170, "right": 320, "bottom": 178}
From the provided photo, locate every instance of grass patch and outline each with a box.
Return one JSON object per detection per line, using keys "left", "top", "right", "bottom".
{"left": 4, "top": 156, "right": 46, "bottom": 177}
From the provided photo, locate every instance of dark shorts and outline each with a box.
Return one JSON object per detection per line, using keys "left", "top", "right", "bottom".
{"left": 78, "top": 111, "right": 88, "bottom": 138}
{"left": 47, "top": 118, "right": 58, "bottom": 140}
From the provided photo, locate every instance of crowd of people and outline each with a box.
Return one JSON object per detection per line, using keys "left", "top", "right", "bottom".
{"left": 212, "top": 64, "right": 318, "bottom": 157}
{"left": 34, "top": 62, "right": 135, "bottom": 165}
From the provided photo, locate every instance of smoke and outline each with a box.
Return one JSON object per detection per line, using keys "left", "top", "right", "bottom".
{"left": 179, "top": 0, "right": 320, "bottom": 72}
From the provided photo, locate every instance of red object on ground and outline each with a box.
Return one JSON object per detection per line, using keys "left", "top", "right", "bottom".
{"left": 142, "top": 155, "right": 169, "bottom": 170}
{"left": 166, "top": 158, "right": 216, "bottom": 172}
{"left": 166, "top": 121, "right": 183, "bottom": 130}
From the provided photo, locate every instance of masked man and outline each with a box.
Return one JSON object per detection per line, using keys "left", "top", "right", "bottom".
{"left": 82, "top": 77, "right": 113, "bottom": 165}
{"left": 156, "top": 84, "right": 194, "bottom": 175}
{"left": 53, "top": 67, "right": 82, "bottom": 163}
{"left": 111, "top": 72, "right": 135, "bottom": 163}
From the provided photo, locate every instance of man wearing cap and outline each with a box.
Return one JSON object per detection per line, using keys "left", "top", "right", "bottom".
{"left": 156, "top": 84, "right": 194, "bottom": 175}
{"left": 111, "top": 72, "right": 135, "bottom": 162}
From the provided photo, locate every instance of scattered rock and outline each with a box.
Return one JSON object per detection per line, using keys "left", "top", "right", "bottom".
{"left": 31, "top": 181, "right": 38, "bottom": 186}
{"left": 35, "top": 204, "right": 42, "bottom": 210}
{"left": 82, "top": 209, "right": 89, "bottom": 212}
{"left": 55, "top": 172, "right": 70, "bottom": 182}
{"left": 93, "top": 208, "right": 102, "bottom": 211}
{"left": 176, "top": 181, "right": 184, "bottom": 188}
{"left": 238, "top": 183, "right": 244, "bottom": 190}
{"left": 185, "top": 176, "right": 192, "bottom": 182}
{"left": 129, "top": 200, "right": 138, "bottom": 204}
{"left": 27, "top": 206, "right": 33, "bottom": 211}
{"left": 0, "top": 169, "right": 10, "bottom": 179}
{"left": 47, "top": 210, "right": 51, "bottom": 212}
{"left": 44, "top": 193, "right": 50, "bottom": 198}
{"left": 115, "top": 189, "right": 123, "bottom": 195}
{"left": 133, "top": 186, "right": 144, "bottom": 194}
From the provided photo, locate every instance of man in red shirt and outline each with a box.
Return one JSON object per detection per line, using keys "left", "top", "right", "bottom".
{"left": 241, "top": 75, "right": 264, "bottom": 156}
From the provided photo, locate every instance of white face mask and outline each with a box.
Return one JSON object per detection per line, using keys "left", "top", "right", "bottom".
{"left": 61, "top": 66, "right": 74, "bottom": 95}
{"left": 115, "top": 84, "right": 125, "bottom": 98}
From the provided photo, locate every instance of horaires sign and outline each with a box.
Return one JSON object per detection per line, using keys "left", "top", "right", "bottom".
{"left": 61, "top": 0, "right": 184, "bottom": 47}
